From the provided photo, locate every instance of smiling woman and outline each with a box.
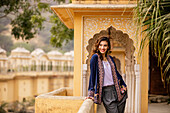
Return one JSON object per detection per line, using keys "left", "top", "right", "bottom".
{"left": 98, "top": 40, "right": 109, "bottom": 55}
{"left": 91, "top": 37, "right": 111, "bottom": 61}
{"left": 86, "top": 37, "right": 127, "bottom": 113}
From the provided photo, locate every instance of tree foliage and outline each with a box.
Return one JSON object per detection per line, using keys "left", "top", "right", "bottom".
{"left": 50, "top": 14, "right": 74, "bottom": 47}
{"left": 11, "top": 2, "right": 45, "bottom": 40}
{"left": 12, "top": 42, "right": 34, "bottom": 52}
{"left": 37, "top": 0, "right": 74, "bottom": 48}
{"left": 0, "top": 0, "right": 45, "bottom": 40}
{"left": 135, "top": 0, "right": 170, "bottom": 87}
{"left": 0, "top": 102, "right": 8, "bottom": 113}
{"left": 0, "top": 0, "right": 21, "bottom": 18}
{"left": 0, "top": 35, "right": 13, "bottom": 53}
{"left": 0, "top": 0, "right": 73, "bottom": 48}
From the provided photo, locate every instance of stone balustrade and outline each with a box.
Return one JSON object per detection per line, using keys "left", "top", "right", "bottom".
{"left": 78, "top": 99, "right": 94, "bottom": 113}
{"left": 35, "top": 87, "right": 94, "bottom": 113}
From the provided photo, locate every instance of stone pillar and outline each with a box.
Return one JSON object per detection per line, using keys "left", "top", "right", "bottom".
{"left": 46, "top": 61, "right": 48, "bottom": 71}
{"left": 0, "top": 61, "right": 2, "bottom": 73}
{"left": 131, "top": 57, "right": 136, "bottom": 113}
{"left": 125, "top": 56, "right": 136, "bottom": 113}
{"left": 68, "top": 61, "right": 71, "bottom": 72}
{"left": 61, "top": 61, "right": 64, "bottom": 72}
{"left": 37, "top": 61, "right": 40, "bottom": 72}
{"left": 3, "top": 61, "right": 5, "bottom": 73}
{"left": 54, "top": 61, "right": 57, "bottom": 71}
{"left": 52, "top": 61, "right": 54, "bottom": 71}
{"left": 125, "top": 63, "right": 131, "bottom": 113}
{"left": 20, "top": 59, "right": 23, "bottom": 72}
{"left": 28, "top": 60, "right": 31, "bottom": 71}
{"left": 56, "top": 61, "right": 59, "bottom": 72}
{"left": 18, "top": 59, "right": 20, "bottom": 72}
{"left": 82, "top": 64, "right": 87, "bottom": 96}
{"left": 135, "top": 64, "right": 141, "bottom": 113}
{"left": 71, "top": 61, "right": 73, "bottom": 72}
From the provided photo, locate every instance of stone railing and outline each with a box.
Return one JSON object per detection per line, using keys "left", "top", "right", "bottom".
{"left": 72, "top": 0, "right": 137, "bottom": 4}
{"left": 1, "top": 65, "right": 74, "bottom": 73}
{"left": 78, "top": 99, "right": 94, "bottom": 113}
{"left": 35, "top": 87, "right": 94, "bottom": 113}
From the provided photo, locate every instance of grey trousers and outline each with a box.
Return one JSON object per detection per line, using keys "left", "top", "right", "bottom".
{"left": 102, "top": 85, "right": 127, "bottom": 113}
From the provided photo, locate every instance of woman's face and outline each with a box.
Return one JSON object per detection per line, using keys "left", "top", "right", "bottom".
{"left": 98, "top": 41, "right": 109, "bottom": 54}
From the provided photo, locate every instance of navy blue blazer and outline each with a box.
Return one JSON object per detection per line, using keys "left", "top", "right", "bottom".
{"left": 88, "top": 54, "right": 127, "bottom": 104}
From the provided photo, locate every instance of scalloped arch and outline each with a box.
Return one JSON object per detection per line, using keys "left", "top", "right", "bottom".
{"left": 86, "top": 26, "right": 135, "bottom": 65}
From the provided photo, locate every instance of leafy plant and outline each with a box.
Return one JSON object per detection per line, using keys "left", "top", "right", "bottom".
{"left": 0, "top": 0, "right": 46, "bottom": 40}
{"left": 0, "top": 102, "right": 8, "bottom": 113}
{"left": 0, "top": 0, "right": 73, "bottom": 48}
{"left": 6, "top": 98, "right": 35, "bottom": 113}
{"left": 50, "top": 14, "right": 74, "bottom": 47}
{"left": 135, "top": 0, "right": 170, "bottom": 88}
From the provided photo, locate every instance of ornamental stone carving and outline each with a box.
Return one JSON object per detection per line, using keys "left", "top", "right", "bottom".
{"left": 86, "top": 26, "right": 135, "bottom": 65}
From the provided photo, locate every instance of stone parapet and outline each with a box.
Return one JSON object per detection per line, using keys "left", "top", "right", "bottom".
{"left": 72, "top": 0, "right": 136, "bottom": 4}
{"left": 78, "top": 99, "right": 94, "bottom": 113}
{"left": 35, "top": 87, "right": 85, "bottom": 113}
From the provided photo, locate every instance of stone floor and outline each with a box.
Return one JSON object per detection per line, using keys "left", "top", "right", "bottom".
{"left": 148, "top": 102, "right": 170, "bottom": 113}
{"left": 97, "top": 102, "right": 170, "bottom": 113}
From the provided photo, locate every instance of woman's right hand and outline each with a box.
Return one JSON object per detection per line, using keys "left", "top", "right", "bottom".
{"left": 85, "top": 96, "right": 94, "bottom": 101}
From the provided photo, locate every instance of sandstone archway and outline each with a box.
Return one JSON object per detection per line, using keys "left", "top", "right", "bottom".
{"left": 86, "top": 26, "right": 135, "bottom": 64}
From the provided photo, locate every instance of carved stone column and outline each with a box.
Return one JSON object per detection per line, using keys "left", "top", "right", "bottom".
{"left": 131, "top": 57, "right": 136, "bottom": 113}
{"left": 135, "top": 64, "right": 141, "bottom": 113}
{"left": 83, "top": 64, "right": 87, "bottom": 96}
{"left": 0, "top": 61, "right": 2, "bottom": 73}
{"left": 125, "top": 62, "right": 131, "bottom": 113}
{"left": 37, "top": 61, "right": 41, "bottom": 72}
{"left": 46, "top": 61, "right": 48, "bottom": 71}
{"left": 52, "top": 61, "right": 55, "bottom": 71}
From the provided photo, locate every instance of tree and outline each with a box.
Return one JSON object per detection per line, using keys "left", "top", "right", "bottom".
{"left": 135, "top": 0, "right": 170, "bottom": 88}
{"left": 11, "top": 42, "right": 34, "bottom": 52}
{"left": 37, "top": 1, "right": 74, "bottom": 48}
{"left": 0, "top": 35, "right": 13, "bottom": 54}
{"left": 0, "top": 102, "right": 8, "bottom": 113}
{"left": 50, "top": 14, "right": 74, "bottom": 47}
{"left": 0, "top": 0, "right": 45, "bottom": 40}
{"left": 0, "top": 0, "right": 73, "bottom": 48}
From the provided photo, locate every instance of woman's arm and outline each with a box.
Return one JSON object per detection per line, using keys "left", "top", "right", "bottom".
{"left": 87, "top": 54, "right": 98, "bottom": 99}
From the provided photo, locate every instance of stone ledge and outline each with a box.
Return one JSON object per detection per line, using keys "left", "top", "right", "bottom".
{"left": 149, "top": 94, "right": 169, "bottom": 103}
{"left": 78, "top": 99, "right": 94, "bottom": 113}
{"left": 35, "top": 87, "right": 85, "bottom": 113}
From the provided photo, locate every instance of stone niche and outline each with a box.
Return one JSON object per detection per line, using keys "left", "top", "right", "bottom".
{"left": 86, "top": 25, "right": 135, "bottom": 76}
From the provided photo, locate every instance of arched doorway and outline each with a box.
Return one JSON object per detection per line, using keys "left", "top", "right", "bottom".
{"left": 86, "top": 26, "right": 136, "bottom": 113}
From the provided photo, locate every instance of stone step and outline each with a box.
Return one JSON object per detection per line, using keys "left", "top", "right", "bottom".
{"left": 149, "top": 94, "right": 169, "bottom": 103}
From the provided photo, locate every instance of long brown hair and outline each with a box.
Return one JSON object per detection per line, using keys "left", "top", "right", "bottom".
{"left": 90, "top": 37, "right": 111, "bottom": 60}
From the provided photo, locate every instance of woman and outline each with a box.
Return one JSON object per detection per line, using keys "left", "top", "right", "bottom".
{"left": 86, "top": 37, "right": 127, "bottom": 113}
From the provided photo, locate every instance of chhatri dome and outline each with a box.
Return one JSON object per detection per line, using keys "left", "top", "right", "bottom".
{"left": 64, "top": 51, "right": 74, "bottom": 57}
{"left": 0, "top": 47, "right": 7, "bottom": 60}
{"left": 11, "top": 47, "right": 30, "bottom": 53}
{"left": 0, "top": 47, "right": 6, "bottom": 55}
{"left": 64, "top": 51, "right": 74, "bottom": 61}
{"left": 10, "top": 47, "right": 31, "bottom": 58}
{"left": 47, "top": 50, "right": 62, "bottom": 56}
{"left": 47, "top": 50, "right": 63, "bottom": 60}
{"left": 31, "top": 48, "right": 46, "bottom": 58}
